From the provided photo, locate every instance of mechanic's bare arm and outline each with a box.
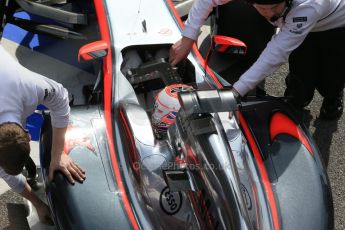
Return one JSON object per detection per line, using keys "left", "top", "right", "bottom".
{"left": 49, "top": 126, "right": 86, "bottom": 184}
{"left": 21, "top": 182, "right": 53, "bottom": 224}
{"left": 29, "top": 73, "right": 86, "bottom": 183}
{"left": 169, "top": 36, "right": 195, "bottom": 66}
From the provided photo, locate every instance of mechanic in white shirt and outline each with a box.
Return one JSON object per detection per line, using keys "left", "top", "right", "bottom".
{"left": 0, "top": 44, "right": 86, "bottom": 223}
{"left": 170, "top": 0, "right": 345, "bottom": 120}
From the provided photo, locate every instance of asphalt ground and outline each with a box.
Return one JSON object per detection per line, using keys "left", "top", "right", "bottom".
{"left": 1, "top": 17, "right": 344, "bottom": 230}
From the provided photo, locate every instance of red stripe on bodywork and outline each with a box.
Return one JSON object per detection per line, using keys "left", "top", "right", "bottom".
{"left": 238, "top": 112, "right": 280, "bottom": 230}
{"left": 93, "top": 1, "right": 139, "bottom": 229}
{"left": 269, "top": 112, "right": 314, "bottom": 156}
{"left": 165, "top": 0, "right": 223, "bottom": 89}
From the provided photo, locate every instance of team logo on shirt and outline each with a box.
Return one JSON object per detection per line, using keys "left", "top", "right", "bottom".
{"left": 293, "top": 17, "right": 307, "bottom": 23}
{"left": 44, "top": 88, "right": 56, "bottom": 100}
{"left": 289, "top": 16, "right": 307, "bottom": 34}
{"left": 289, "top": 29, "right": 303, "bottom": 34}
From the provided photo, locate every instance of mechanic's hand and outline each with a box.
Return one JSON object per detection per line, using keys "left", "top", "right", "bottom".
{"left": 49, "top": 153, "right": 85, "bottom": 184}
{"left": 169, "top": 36, "right": 195, "bottom": 66}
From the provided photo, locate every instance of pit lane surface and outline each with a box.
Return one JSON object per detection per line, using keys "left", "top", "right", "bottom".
{"left": 1, "top": 14, "right": 344, "bottom": 230}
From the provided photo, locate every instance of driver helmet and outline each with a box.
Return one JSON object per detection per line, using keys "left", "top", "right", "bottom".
{"left": 151, "top": 84, "right": 194, "bottom": 138}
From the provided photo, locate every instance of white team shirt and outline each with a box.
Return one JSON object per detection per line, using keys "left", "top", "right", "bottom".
{"left": 0, "top": 167, "right": 26, "bottom": 193}
{"left": 183, "top": 0, "right": 345, "bottom": 95}
{"left": 0, "top": 45, "right": 70, "bottom": 193}
{"left": 0, "top": 45, "right": 70, "bottom": 128}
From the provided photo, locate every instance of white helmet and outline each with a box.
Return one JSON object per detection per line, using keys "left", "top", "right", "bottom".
{"left": 151, "top": 84, "right": 194, "bottom": 138}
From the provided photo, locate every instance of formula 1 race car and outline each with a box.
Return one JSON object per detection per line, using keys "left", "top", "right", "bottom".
{"left": 0, "top": 0, "right": 333, "bottom": 229}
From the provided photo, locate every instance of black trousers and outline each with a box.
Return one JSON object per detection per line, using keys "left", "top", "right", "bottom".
{"left": 286, "top": 26, "right": 345, "bottom": 107}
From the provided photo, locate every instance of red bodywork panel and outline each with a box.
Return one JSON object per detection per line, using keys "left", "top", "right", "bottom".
{"left": 269, "top": 112, "right": 314, "bottom": 156}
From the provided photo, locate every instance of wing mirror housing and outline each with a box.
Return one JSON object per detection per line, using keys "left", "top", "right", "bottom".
{"left": 212, "top": 35, "right": 247, "bottom": 55}
{"left": 78, "top": 40, "right": 108, "bottom": 61}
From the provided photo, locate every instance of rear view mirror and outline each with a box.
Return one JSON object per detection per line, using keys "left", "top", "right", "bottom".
{"left": 78, "top": 40, "right": 108, "bottom": 61}
{"left": 212, "top": 35, "right": 247, "bottom": 55}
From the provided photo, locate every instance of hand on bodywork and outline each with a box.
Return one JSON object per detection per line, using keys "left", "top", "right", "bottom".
{"left": 49, "top": 126, "right": 86, "bottom": 184}
{"left": 169, "top": 0, "right": 231, "bottom": 66}
{"left": 169, "top": 36, "right": 195, "bottom": 66}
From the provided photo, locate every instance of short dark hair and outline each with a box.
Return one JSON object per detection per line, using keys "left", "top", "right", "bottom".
{"left": 0, "top": 123, "right": 30, "bottom": 175}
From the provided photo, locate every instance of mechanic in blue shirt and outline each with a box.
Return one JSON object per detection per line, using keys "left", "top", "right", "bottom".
{"left": 0, "top": 44, "right": 86, "bottom": 223}
{"left": 170, "top": 0, "right": 345, "bottom": 120}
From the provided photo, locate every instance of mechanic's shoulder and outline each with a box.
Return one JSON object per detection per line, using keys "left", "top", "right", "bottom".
{"left": 288, "top": 0, "right": 324, "bottom": 18}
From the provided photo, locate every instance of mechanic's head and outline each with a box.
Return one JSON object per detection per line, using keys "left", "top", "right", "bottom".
{"left": 0, "top": 123, "right": 30, "bottom": 175}
{"left": 249, "top": 0, "right": 291, "bottom": 22}
{"left": 151, "top": 84, "right": 194, "bottom": 139}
